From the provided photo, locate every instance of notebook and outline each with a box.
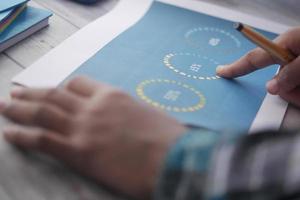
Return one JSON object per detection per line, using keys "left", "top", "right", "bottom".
{"left": 0, "top": 4, "right": 27, "bottom": 33}
{"left": 0, "top": 0, "right": 28, "bottom": 12}
{"left": 0, "top": 9, "right": 13, "bottom": 22}
{"left": 0, "top": 6, "right": 52, "bottom": 53}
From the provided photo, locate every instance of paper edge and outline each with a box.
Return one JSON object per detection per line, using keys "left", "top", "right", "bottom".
{"left": 249, "top": 94, "right": 287, "bottom": 133}
{"left": 12, "top": 0, "right": 153, "bottom": 87}
{"left": 12, "top": 0, "right": 289, "bottom": 132}
{"left": 159, "top": 0, "right": 291, "bottom": 34}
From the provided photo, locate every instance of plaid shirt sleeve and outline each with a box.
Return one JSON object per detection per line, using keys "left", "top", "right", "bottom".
{"left": 155, "top": 128, "right": 300, "bottom": 200}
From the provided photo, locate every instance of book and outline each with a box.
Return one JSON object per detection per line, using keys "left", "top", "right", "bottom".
{"left": 0, "top": 9, "right": 13, "bottom": 22}
{"left": 0, "top": 6, "right": 52, "bottom": 53}
{"left": 0, "top": 4, "right": 27, "bottom": 33}
{"left": 0, "top": 0, "right": 28, "bottom": 12}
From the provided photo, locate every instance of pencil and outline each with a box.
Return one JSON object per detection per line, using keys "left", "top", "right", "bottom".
{"left": 234, "top": 22, "right": 296, "bottom": 64}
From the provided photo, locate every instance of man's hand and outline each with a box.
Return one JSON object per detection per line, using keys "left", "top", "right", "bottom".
{"left": 0, "top": 76, "right": 186, "bottom": 199}
{"left": 217, "top": 27, "right": 300, "bottom": 107}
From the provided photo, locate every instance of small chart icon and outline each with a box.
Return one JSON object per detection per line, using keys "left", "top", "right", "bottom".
{"left": 164, "top": 53, "right": 221, "bottom": 80}
{"left": 136, "top": 79, "right": 206, "bottom": 112}
{"left": 185, "top": 27, "right": 241, "bottom": 54}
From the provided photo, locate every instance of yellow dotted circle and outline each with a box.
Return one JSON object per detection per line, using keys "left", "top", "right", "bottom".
{"left": 136, "top": 79, "right": 206, "bottom": 112}
{"left": 164, "top": 53, "right": 221, "bottom": 80}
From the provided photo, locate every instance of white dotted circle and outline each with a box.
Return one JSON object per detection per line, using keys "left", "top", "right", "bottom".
{"left": 185, "top": 27, "right": 241, "bottom": 53}
{"left": 163, "top": 53, "right": 221, "bottom": 80}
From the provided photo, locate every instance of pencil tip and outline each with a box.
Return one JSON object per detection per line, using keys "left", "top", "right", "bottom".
{"left": 233, "top": 22, "right": 243, "bottom": 31}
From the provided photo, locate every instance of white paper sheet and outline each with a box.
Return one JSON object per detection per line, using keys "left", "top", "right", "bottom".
{"left": 12, "top": 0, "right": 290, "bottom": 132}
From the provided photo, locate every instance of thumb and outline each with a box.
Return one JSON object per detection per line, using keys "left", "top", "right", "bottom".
{"left": 267, "top": 55, "right": 300, "bottom": 94}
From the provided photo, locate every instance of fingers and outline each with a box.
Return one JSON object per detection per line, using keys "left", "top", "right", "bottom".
{"left": 267, "top": 56, "right": 300, "bottom": 94}
{"left": 11, "top": 87, "right": 83, "bottom": 113}
{"left": 217, "top": 27, "right": 300, "bottom": 78}
{"left": 279, "top": 88, "right": 300, "bottom": 108}
{"left": 3, "top": 126, "right": 69, "bottom": 160}
{"left": 0, "top": 100, "right": 71, "bottom": 133}
{"left": 276, "top": 27, "right": 300, "bottom": 55}
{"left": 65, "top": 76, "right": 103, "bottom": 97}
{"left": 217, "top": 48, "right": 280, "bottom": 78}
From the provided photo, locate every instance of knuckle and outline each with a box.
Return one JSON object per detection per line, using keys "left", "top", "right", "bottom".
{"left": 58, "top": 113, "right": 72, "bottom": 129}
{"left": 2, "top": 102, "right": 19, "bottom": 117}
{"left": 75, "top": 143, "right": 89, "bottom": 154}
{"left": 103, "top": 89, "right": 129, "bottom": 102}
{"left": 278, "top": 72, "right": 295, "bottom": 91}
{"left": 14, "top": 90, "right": 27, "bottom": 99}
{"left": 225, "top": 66, "right": 235, "bottom": 77}
{"left": 33, "top": 104, "right": 71, "bottom": 130}
{"left": 92, "top": 89, "right": 129, "bottom": 111}
{"left": 54, "top": 111, "right": 73, "bottom": 132}
{"left": 84, "top": 88, "right": 132, "bottom": 118}
{"left": 2, "top": 104, "right": 14, "bottom": 115}
{"left": 10, "top": 129, "right": 23, "bottom": 141}
{"left": 33, "top": 104, "right": 48, "bottom": 122}
{"left": 277, "top": 28, "right": 300, "bottom": 49}
{"left": 246, "top": 50, "right": 256, "bottom": 59}
{"left": 44, "top": 88, "right": 59, "bottom": 100}
{"left": 245, "top": 50, "right": 258, "bottom": 68}
{"left": 101, "top": 89, "right": 131, "bottom": 110}
{"left": 71, "top": 139, "right": 92, "bottom": 158}
{"left": 35, "top": 133, "right": 49, "bottom": 147}
{"left": 32, "top": 105, "right": 55, "bottom": 127}
{"left": 66, "top": 76, "right": 87, "bottom": 87}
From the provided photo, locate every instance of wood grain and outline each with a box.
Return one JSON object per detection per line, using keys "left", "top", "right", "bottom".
{"left": 0, "top": 55, "right": 23, "bottom": 98}
{"left": 0, "top": 1, "right": 121, "bottom": 200}
{"left": 34, "top": 0, "right": 118, "bottom": 28}
{"left": 4, "top": 1, "right": 79, "bottom": 68}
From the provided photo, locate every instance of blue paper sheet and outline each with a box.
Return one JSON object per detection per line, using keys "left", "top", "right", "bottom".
{"left": 0, "top": 0, "right": 27, "bottom": 12}
{"left": 67, "top": 1, "right": 278, "bottom": 132}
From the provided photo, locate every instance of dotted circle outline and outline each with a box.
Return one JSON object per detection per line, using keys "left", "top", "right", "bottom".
{"left": 185, "top": 27, "right": 241, "bottom": 52}
{"left": 136, "top": 79, "right": 206, "bottom": 112}
{"left": 164, "top": 53, "right": 221, "bottom": 80}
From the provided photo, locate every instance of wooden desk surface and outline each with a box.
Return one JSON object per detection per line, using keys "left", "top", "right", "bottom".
{"left": 0, "top": 0, "right": 299, "bottom": 199}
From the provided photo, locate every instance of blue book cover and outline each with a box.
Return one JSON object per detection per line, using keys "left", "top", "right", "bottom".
{"left": 67, "top": 2, "right": 278, "bottom": 132}
{"left": 0, "top": 0, "right": 28, "bottom": 12}
{"left": 0, "top": 6, "right": 52, "bottom": 44}
{"left": 0, "top": 8, "right": 14, "bottom": 22}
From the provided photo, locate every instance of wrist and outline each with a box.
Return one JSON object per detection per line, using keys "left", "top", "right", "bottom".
{"left": 142, "top": 123, "right": 188, "bottom": 199}
{"left": 154, "top": 127, "right": 221, "bottom": 199}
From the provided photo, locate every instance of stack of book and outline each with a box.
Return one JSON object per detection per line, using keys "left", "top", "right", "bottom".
{"left": 0, "top": 0, "right": 52, "bottom": 52}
